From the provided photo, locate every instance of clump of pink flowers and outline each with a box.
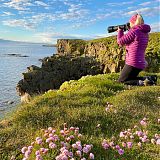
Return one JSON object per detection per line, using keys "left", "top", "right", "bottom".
{"left": 105, "top": 102, "right": 113, "bottom": 112}
{"left": 21, "top": 123, "right": 94, "bottom": 160}
{"left": 102, "top": 117, "right": 160, "bottom": 156}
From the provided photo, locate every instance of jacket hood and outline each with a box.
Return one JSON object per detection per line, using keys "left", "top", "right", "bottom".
{"left": 133, "top": 24, "right": 151, "bottom": 33}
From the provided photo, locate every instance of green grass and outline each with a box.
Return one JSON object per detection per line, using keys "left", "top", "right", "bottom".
{"left": 0, "top": 73, "right": 160, "bottom": 160}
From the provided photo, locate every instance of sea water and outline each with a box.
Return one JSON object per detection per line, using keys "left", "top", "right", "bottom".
{"left": 0, "top": 42, "right": 56, "bottom": 118}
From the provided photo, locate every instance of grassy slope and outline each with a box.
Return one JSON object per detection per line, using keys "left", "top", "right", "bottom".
{"left": 0, "top": 73, "right": 160, "bottom": 160}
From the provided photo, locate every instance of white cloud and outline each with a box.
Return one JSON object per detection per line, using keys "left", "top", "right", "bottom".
{"left": 107, "top": 1, "right": 133, "bottom": 7}
{"left": 35, "top": 1, "right": 49, "bottom": 7}
{"left": 4, "top": 0, "right": 32, "bottom": 11}
{"left": 34, "top": 32, "right": 94, "bottom": 43}
{"left": 2, "top": 19, "right": 35, "bottom": 30}
{"left": 94, "top": 32, "right": 117, "bottom": 39}
{"left": 139, "top": 1, "right": 152, "bottom": 6}
{"left": 58, "top": 2, "right": 89, "bottom": 20}
{"left": 2, "top": 11, "right": 15, "bottom": 16}
{"left": 150, "top": 22, "right": 160, "bottom": 32}
{"left": 34, "top": 1, "right": 50, "bottom": 9}
{"left": 125, "top": 7, "right": 160, "bottom": 16}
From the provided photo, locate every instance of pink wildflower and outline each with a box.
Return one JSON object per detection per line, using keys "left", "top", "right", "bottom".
{"left": 141, "top": 136, "right": 148, "bottom": 143}
{"left": 137, "top": 142, "right": 142, "bottom": 147}
{"left": 136, "top": 131, "right": 143, "bottom": 137}
{"left": 48, "top": 127, "right": 53, "bottom": 131}
{"left": 35, "top": 150, "right": 40, "bottom": 156}
{"left": 66, "top": 137, "right": 71, "bottom": 142}
{"left": 49, "top": 143, "right": 57, "bottom": 149}
{"left": 36, "top": 138, "right": 43, "bottom": 145}
{"left": 28, "top": 146, "right": 33, "bottom": 151}
{"left": 69, "top": 152, "right": 73, "bottom": 158}
{"left": 31, "top": 142, "right": 35, "bottom": 146}
{"left": 143, "top": 117, "right": 147, "bottom": 121}
{"left": 44, "top": 133, "right": 48, "bottom": 137}
{"left": 36, "top": 155, "right": 43, "bottom": 160}
{"left": 118, "top": 149, "right": 124, "bottom": 155}
{"left": 83, "top": 147, "right": 89, "bottom": 153}
{"left": 72, "top": 144, "right": 77, "bottom": 149}
{"left": 77, "top": 145, "right": 82, "bottom": 151}
{"left": 156, "top": 139, "right": 160, "bottom": 145}
{"left": 122, "top": 142, "right": 126, "bottom": 148}
{"left": 115, "top": 145, "right": 120, "bottom": 150}
{"left": 155, "top": 134, "right": 160, "bottom": 139}
{"left": 76, "top": 150, "right": 82, "bottom": 157}
{"left": 130, "top": 135, "right": 134, "bottom": 139}
{"left": 127, "top": 142, "right": 132, "bottom": 149}
{"left": 78, "top": 134, "right": 82, "bottom": 138}
{"left": 24, "top": 150, "right": 31, "bottom": 158}
{"left": 62, "top": 155, "right": 68, "bottom": 160}
{"left": 105, "top": 107, "right": 109, "bottom": 112}
{"left": 60, "top": 130, "right": 65, "bottom": 135}
{"left": 103, "top": 143, "right": 110, "bottom": 149}
{"left": 70, "top": 135, "right": 75, "bottom": 139}
{"left": 21, "top": 147, "right": 27, "bottom": 154}
{"left": 140, "top": 120, "right": 147, "bottom": 126}
{"left": 89, "top": 153, "right": 94, "bottom": 159}
{"left": 63, "top": 149, "right": 70, "bottom": 156}
{"left": 49, "top": 133, "right": 53, "bottom": 137}
{"left": 70, "top": 127, "right": 75, "bottom": 131}
{"left": 151, "top": 139, "right": 156, "bottom": 144}
{"left": 109, "top": 141, "right": 114, "bottom": 147}
{"left": 52, "top": 130, "right": 56, "bottom": 134}
{"left": 120, "top": 132, "right": 125, "bottom": 138}
{"left": 75, "top": 129, "right": 79, "bottom": 134}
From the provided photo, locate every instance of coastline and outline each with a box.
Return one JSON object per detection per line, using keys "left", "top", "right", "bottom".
{"left": 0, "top": 42, "right": 56, "bottom": 118}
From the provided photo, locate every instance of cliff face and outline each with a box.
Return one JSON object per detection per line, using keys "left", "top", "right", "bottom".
{"left": 16, "top": 32, "right": 160, "bottom": 97}
{"left": 57, "top": 33, "right": 160, "bottom": 73}
{"left": 16, "top": 55, "right": 102, "bottom": 96}
{"left": 57, "top": 37, "right": 126, "bottom": 73}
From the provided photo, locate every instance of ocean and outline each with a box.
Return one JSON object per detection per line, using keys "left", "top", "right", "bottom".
{"left": 0, "top": 42, "right": 56, "bottom": 118}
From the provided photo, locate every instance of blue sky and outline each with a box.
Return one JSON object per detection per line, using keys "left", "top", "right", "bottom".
{"left": 0, "top": 0, "right": 159, "bottom": 43}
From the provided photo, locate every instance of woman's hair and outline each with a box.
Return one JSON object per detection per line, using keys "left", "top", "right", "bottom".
{"left": 134, "top": 14, "right": 144, "bottom": 25}
{"left": 130, "top": 13, "right": 144, "bottom": 26}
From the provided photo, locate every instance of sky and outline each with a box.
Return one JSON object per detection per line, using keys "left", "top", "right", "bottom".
{"left": 0, "top": 0, "right": 160, "bottom": 43}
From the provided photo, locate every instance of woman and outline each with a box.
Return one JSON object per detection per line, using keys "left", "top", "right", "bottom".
{"left": 117, "top": 14, "right": 157, "bottom": 86}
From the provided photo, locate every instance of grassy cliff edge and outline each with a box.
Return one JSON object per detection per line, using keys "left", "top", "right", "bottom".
{"left": 0, "top": 72, "right": 160, "bottom": 159}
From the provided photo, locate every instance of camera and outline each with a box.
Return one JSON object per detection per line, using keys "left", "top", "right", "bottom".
{"left": 107, "top": 23, "right": 130, "bottom": 33}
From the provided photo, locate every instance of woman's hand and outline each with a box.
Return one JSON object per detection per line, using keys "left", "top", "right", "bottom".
{"left": 117, "top": 26, "right": 121, "bottom": 32}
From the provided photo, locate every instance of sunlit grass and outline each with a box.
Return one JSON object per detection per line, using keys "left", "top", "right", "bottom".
{"left": 0, "top": 73, "right": 160, "bottom": 160}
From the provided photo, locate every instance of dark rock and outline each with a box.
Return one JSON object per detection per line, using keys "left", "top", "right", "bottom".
{"left": 16, "top": 54, "right": 102, "bottom": 96}
{"left": 4, "top": 54, "right": 29, "bottom": 57}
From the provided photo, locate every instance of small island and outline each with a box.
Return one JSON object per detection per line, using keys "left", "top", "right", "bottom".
{"left": 42, "top": 44, "right": 57, "bottom": 47}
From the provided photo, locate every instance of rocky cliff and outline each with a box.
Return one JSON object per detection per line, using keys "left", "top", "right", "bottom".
{"left": 16, "top": 55, "right": 102, "bottom": 96}
{"left": 16, "top": 32, "right": 160, "bottom": 97}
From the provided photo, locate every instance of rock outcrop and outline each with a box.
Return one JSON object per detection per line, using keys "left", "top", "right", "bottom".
{"left": 16, "top": 32, "right": 160, "bottom": 98}
{"left": 16, "top": 55, "right": 102, "bottom": 96}
{"left": 57, "top": 37, "right": 126, "bottom": 73}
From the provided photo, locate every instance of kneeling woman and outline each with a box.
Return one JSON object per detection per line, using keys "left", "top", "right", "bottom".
{"left": 117, "top": 14, "right": 157, "bottom": 85}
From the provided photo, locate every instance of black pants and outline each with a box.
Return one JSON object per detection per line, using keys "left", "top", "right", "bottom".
{"left": 118, "top": 64, "right": 144, "bottom": 85}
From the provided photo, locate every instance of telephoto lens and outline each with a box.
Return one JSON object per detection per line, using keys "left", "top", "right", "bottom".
{"left": 107, "top": 23, "right": 130, "bottom": 33}
{"left": 107, "top": 26, "right": 118, "bottom": 33}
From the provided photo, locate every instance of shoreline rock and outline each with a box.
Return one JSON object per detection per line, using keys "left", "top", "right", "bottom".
{"left": 4, "top": 53, "right": 29, "bottom": 57}
{"left": 16, "top": 54, "right": 103, "bottom": 97}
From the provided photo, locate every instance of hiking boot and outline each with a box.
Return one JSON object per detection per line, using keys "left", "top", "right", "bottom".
{"left": 143, "top": 75, "right": 158, "bottom": 85}
{"left": 150, "top": 75, "right": 158, "bottom": 85}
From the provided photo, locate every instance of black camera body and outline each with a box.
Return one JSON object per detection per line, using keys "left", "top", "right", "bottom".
{"left": 107, "top": 23, "right": 130, "bottom": 33}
